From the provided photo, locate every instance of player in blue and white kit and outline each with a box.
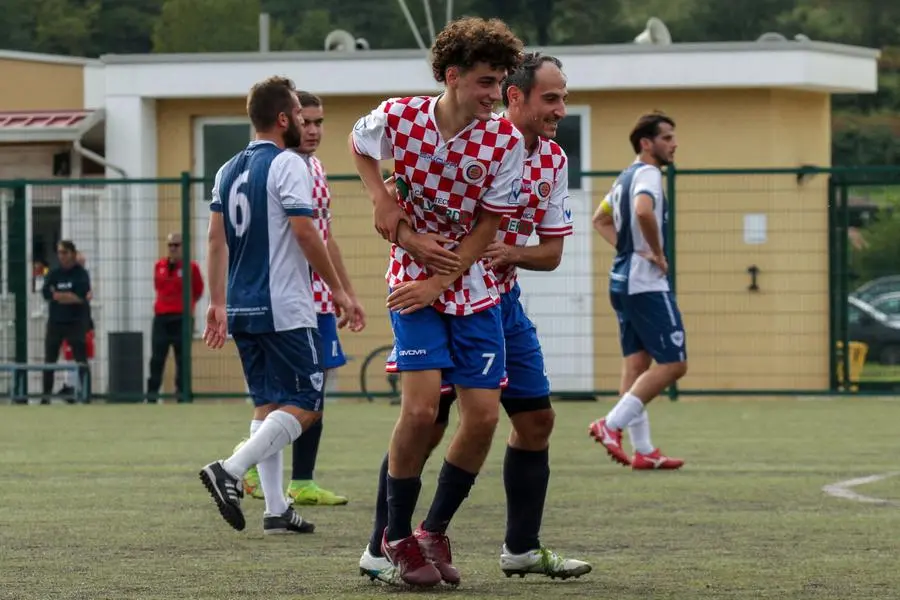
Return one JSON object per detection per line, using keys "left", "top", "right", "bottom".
{"left": 198, "top": 76, "right": 359, "bottom": 534}
{"left": 589, "top": 112, "right": 687, "bottom": 470}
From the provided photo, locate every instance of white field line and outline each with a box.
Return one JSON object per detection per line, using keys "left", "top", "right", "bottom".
{"left": 822, "top": 472, "right": 900, "bottom": 507}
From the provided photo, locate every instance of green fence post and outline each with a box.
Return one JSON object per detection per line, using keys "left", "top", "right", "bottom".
{"left": 9, "top": 182, "right": 28, "bottom": 401}
{"left": 666, "top": 164, "right": 679, "bottom": 402}
{"left": 839, "top": 181, "right": 851, "bottom": 391}
{"left": 180, "top": 172, "right": 194, "bottom": 404}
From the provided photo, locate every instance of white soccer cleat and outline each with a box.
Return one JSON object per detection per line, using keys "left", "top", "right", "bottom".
{"left": 359, "top": 544, "right": 400, "bottom": 585}
{"left": 500, "top": 545, "right": 592, "bottom": 580}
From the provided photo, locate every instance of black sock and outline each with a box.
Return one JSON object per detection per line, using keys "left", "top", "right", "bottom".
{"left": 422, "top": 460, "right": 477, "bottom": 534}
{"left": 368, "top": 453, "right": 390, "bottom": 556}
{"left": 503, "top": 445, "right": 550, "bottom": 554}
{"left": 291, "top": 418, "right": 323, "bottom": 481}
{"left": 385, "top": 474, "right": 422, "bottom": 542}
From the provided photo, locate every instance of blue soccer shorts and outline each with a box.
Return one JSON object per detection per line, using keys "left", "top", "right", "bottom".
{"left": 500, "top": 283, "right": 551, "bottom": 400}
{"left": 610, "top": 290, "right": 687, "bottom": 364}
{"left": 233, "top": 327, "right": 325, "bottom": 411}
{"left": 389, "top": 303, "right": 505, "bottom": 390}
{"left": 317, "top": 312, "right": 347, "bottom": 370}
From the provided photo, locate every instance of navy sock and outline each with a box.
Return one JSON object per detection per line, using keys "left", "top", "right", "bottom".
{"left": 291, "top": 418, "right": 323, "bottom": 481}
{"left": 422, "top": 460, "right": 477, "bottom": 534}
{"left": 368, "top": 453, "right": 390, "bottom": 556}
{"left": 385, "top": 474, "right": 422, "bottom": 542}
{"left": 503, "top": 446, "right": 549, "bottom": 554}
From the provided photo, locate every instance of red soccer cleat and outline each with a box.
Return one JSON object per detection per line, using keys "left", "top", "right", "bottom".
{"left": 631, "top": 448, "right": 684, "bottom": 470}
{"left": 414, "top": 523, "right": 461, "bottom": 585}
{"left": 381, "top": 530, "right": 442, "bottom": 587}
{"left": 589, "top": 419, "right": 631, "bottom": 466}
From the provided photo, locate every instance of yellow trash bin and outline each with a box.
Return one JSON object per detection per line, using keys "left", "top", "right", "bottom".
{"left": 836, "top": 341, "right": 869, "bottom": 391}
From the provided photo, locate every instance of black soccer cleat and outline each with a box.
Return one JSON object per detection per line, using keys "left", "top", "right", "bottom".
{"left": 263, "top": 507, "right": 315, "bottom": 535}
{"left": 199, "top": 460, "right": 246, "bottom": 531}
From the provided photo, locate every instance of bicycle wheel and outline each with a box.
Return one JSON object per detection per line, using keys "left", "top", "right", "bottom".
{"left": 359, "top": 344, "right": 401, "bottom": 404}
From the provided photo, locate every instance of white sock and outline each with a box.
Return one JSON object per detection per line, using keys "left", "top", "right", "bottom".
{"left": 605, "top": 393, "right": 645, "bottom": 431}
{"left": 223, "top": 411, "right": 303, "bottom": 479}
{"left": 627, "top": 409, "right": 654, "bottom": 454}
{"left": 259, "top": 449, "right": 289, "bottom": 516}
{"left": 250, "top": 419, "right": 263, "bottom": 436}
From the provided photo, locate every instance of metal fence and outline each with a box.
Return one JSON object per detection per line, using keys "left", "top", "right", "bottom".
{"left": 3, "top": 165, "right": 899, "bottom": 403}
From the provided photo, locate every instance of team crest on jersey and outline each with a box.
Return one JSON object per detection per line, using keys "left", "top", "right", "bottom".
{"left": 462, "top": 160, "right": 487, "bottom": 184}
{"left": 310, "top": 371, "right": 324, "bottom": 392}
{"left": 535, "top": 179, "right": 553, "bottom": 201}
{"left": 670, "top": 330, "right": 684, "bottom": 348}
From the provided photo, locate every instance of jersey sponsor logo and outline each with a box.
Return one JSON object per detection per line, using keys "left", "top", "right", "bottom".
{"left": 507, "top": 178, "right": 523, "bottom": 205}
{"left": 422, "top": 152, "right": 457, "bottom": 168}
{"left": 535, "top": 178, "right": 553, "bottom": 200}
{"left": 563, "top": 197, "right": 573, "bottom": 224}
{"left": 399, "top": 349, "right": 427, "bottom": 356}
{"left": 462, "top": 160, "right": 487, "bottom": 184}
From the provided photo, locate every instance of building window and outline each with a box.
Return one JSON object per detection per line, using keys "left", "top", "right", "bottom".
{"left": 554, "top": 114, "right": 583, "bottom": 190}
{"left": 198, "top": 120, "right": 253, "bottom": 201}
{"left": 192, "top": 118, "right": 252, "bottom": 335}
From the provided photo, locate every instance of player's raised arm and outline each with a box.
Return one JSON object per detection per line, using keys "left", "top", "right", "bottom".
{"left": 348, "top": 103, "right": 409, "bottom": 243}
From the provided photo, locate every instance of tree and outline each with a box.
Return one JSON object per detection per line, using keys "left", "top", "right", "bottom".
{"left": 34, "top": 0, "right": 100, "bottom": 57}
{"left": 851, "top": 202, "right": 900, "bottom": 284}
{"left": 90, "top": 0, "right": 162, "bottom": 55}
{"left": 153, "top": 0, "right": 261, "bottom": 53}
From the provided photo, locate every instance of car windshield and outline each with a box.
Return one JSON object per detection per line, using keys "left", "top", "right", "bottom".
{"left": 854, "top": 276, "right": 900, "bottom": 302}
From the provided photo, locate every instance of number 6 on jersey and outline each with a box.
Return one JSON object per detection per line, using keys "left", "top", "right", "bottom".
{"left": 228, "top": 170, "right": 251, "bottom": 237}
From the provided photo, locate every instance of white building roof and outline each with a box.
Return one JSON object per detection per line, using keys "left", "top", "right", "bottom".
{"left": 0, "top": 109, "right": 105, "bottom": 143}
{"left": 99, "top": 40, "right": 881, "bottom": 98}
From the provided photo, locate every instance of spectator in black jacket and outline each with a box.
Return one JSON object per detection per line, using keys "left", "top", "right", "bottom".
{"left": 41, "top": 240, "right": 91, "bottom": 404}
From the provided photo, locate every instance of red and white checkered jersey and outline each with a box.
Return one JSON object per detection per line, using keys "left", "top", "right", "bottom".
{"left": 351, "top": 95, "right": 525, "bottom": 316}
{"left": 494, "top": 137, "right": 573, "bottom": 293}
{"left": 301, "top": 153, "right": 335, "bottom": 315}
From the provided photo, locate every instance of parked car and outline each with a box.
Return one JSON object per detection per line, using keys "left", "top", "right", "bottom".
{"left": 847, "top": 296, "right": 900, "bottom": 365}
{"left": 852, "top": 275, "right": 900, "bottom": 304}
{"left": 866, "top": 291, "right": 900, "bottom": 319}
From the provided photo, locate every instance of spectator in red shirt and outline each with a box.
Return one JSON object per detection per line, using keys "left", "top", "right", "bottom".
{"left": 147, "top": 233, "right": 204, "bottom": 402}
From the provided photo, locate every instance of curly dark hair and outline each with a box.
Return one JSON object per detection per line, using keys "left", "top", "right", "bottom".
{"left": 430, "top": 17, "right": 524, "bottom": 83}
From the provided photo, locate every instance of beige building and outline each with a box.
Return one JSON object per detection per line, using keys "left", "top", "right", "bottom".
{"left": 0, "top": 41, "right": 880, "bottom": 396}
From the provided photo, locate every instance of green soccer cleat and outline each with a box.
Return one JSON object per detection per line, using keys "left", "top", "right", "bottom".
{"left": 500, "top": 545, "right": 592, "bottom": 580}
{"left": 286, "top": 480, "right": 349, "bottom": 506}
{"left": 232, "top": 438, "right": 265, "bottom": 500}
{"left": 243, "top": 466, "right": 264, "bottom": 500}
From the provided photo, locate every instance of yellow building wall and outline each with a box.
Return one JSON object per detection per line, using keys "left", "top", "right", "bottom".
{"left": 0, "top": 59, "right": 84, "bottom": 111}
{"left": 156, "top": 88, "right": 831, "bottom": 396}
{"left": 589, "top": 89, "right": 831, "bottom": 392}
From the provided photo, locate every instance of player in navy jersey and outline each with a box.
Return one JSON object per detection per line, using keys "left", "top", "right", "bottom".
{"left": 198, "top": 76, "right": 359, "bottom": 535}
{"left": 237, "top": 91, "right": 361, "bottom": 508}
{"left": 589, "top": 112, "right": 687, "bottom": 470}
{"left": 359, "top": 53, "right": 591, "bottom": 584}
{"left": 350, "top": 17, "right": 524, "bottom": 587}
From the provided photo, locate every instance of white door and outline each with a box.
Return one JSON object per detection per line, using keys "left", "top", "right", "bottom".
{"left": 515, "top": 108, "right": 594, "bottom": 393}
{"left": 61, "top": 188, "right": 108, "bottom": 395}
